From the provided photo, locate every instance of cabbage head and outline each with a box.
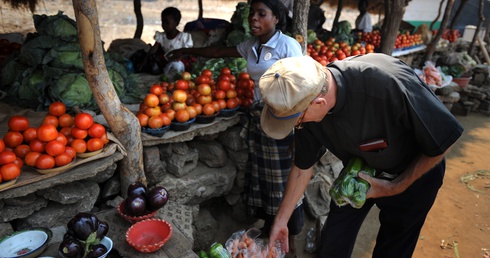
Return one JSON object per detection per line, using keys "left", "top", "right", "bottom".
{"left": 33, "top": 11, "right": 78, "bottom": 40}
{"left": 48, "top": 73, "right": 93, "bottom": 109}
{"left": 6, "top": 68, "right": 45, "bottom": 109}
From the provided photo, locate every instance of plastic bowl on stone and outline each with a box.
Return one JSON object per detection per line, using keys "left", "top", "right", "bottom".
{"left": 126, "top": 218, "right": 173, "bottom": 253}
{"left": 117, "top": 200, "right": 157, "bottom": 224}
{"left": 218, "top": 106, "right": 239, "bottom": 117}
{"left": 195, "top": 112, "right": 219, "bottom": 124}
{"left": 170, "top": 117, "right": 195, "bottom": 131}
{"left": 0, "top": 228, "right": 51, "bottom": 258}
{"left": 98, "top": 237, "right": 113, "bottom": 258}
{"left": 452, "top": 77, "right": 472, "bottom": 88}
{"left": 141, "top": 125, "right": 170, "bottom": 137}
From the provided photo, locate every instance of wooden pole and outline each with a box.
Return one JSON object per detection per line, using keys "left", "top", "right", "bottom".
{"left": 72, "top": 0, "right": 147, "bottom": 197}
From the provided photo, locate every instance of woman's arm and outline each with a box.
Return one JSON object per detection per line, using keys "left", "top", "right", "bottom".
{"left": 166, "top": 46, "right": 241, "bottom": 60}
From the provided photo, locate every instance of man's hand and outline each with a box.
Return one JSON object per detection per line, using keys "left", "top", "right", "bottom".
{"left": 268, "top": 223, "right": 289, "bottom": 254}
{"left": 358, "top": 171, "right": 404, "bottom": 198}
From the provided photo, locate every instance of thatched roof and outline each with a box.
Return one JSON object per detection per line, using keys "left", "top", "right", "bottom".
{"left": 2, "top": 0, "right": 38, "bottom": 12}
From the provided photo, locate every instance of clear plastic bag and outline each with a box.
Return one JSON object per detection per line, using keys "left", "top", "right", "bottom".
{"left": 224, "top": 228, "right": 285, "bottom": 258}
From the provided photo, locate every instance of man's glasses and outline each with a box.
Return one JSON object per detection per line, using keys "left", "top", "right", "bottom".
{"left": 294, "top": 107, "right": 308, "bottom": 130}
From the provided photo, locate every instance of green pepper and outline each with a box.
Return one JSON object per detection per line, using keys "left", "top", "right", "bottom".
{"left": 352, "top": 191, "right": 367, "bottom": 208}
{"left": 209, "top": 242, "right": 231, "bottom": 258}
{"left": 199, "top": 250, "right": 210, "bottom": 258}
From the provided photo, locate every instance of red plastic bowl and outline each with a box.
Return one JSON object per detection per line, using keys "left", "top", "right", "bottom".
{"left": 117, "top": 200, "right": 157, "bottom": 224}
{"left": 126, "top": 218, "right": 173, "bottom": 253}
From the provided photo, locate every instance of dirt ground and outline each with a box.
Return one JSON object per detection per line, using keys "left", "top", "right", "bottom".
{"left": 1, "top": 2, "right": 489, "bottom": 257}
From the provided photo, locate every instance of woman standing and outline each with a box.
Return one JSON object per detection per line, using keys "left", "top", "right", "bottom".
{"left": 167, "top": 0, "right": 303, "bottom": 256}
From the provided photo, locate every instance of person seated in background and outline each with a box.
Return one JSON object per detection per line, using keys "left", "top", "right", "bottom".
{"left": 355, "top": 0, "right": 372, "bottom": 33}
{"left": 150, "top": 7, "right": 193, "bottom": 77}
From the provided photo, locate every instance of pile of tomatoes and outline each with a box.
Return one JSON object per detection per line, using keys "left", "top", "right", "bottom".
{"left": 0, "top": 102, "right": 110, "bottom": 181}
{"left": 137, "top": 68, "right": 254, "bottom": 129}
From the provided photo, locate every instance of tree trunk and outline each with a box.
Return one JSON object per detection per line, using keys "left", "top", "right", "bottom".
{"left": 468, "top": 0, "right": 485, "bottom": 56}
{"left": 449, "top": 0, "right": 469, "bottom": 30}
{"left": 429, "top": 0, "right": 444, "bottom": 31}
{"left": 133, "top": 0, "right": 143, "bottom": 39}
{"left": 422, "top": 0, "right": 454, "bottom": 65}
{"left": 331, "top": 0, "right": 343, "bottom": 35}
{"left": 72, "top": 0, "right": 147, "bottom": 197}
{"left": 291, "top": 0, "right": 310, "bottom": 53}
{"left": 379, "top": 0, "right": 406, "bottom": 55}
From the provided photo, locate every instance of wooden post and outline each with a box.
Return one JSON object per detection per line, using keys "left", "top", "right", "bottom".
{"left": 72, "top": 0, "right": 147, "bottom": 197}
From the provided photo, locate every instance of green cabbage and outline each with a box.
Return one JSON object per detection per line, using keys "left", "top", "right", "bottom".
{"left": 5, "top": 68, "right": 46, "bottom": 109}
{"left": 48, "top": 73, "right": 94, "bottom": 109}
{"left": 33, "top": 11, "right": 78, "bottom": 40}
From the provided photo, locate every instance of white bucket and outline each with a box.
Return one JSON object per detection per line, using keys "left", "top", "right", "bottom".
{"left": 462, "top": 25, "right": 486, "bottom": 42}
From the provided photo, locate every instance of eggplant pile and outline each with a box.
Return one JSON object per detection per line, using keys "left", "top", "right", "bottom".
{"left": 329, "top": 156, "right": 377, "bottom": 209}
{"left": 123, "top": 182, "right": 169, "bottom": 216}
{"left": 58, "top": 212, "right": 109, "bottom": 258}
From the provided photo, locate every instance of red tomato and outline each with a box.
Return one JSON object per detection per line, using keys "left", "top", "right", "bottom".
{"left": 22, "top": 127, "right": 37, "bottom": 143}
{"left": 70, "top": 139, "right": 87, "bottom": 154}
{"left": 37, "top": 124, "right": 58, "bottom": 142}
{"left": 35, "top": 154, "right": 55, "bottom": 169}
{"left": 65, "top": 146, "right": 77, "bottom": 158}
{"left": 24, "top": 151, "right": 42, "bottom": 167}
{"left": 60, "top": 127, "right": 72, "bottom": 138}
{"left": 71, "top": 127, "right": 88, "bottom": 139}
{"left": 0, "top": 139, "right": 4, "bottom": 153}
{"left": 147, "top": 115, "right": 164, "bottom": 129}
{"left": 175, "top": 79, "right": 189, "bottom": 91}
{"left": 202, "top": 103, "right": 215, "bottom": 116}
{"left": 227, "top": 98, "right": 239, "bottom": 109}
{"left": 3, "top": 131, "right": 23, "bottom": 148}
{"left": 8, "top": 115, "right": 29, "bottom": 132}
{"left": 175, "top": 109, "right": 190, "bottom": 123}
{"left": 0, "top": 150, "right": 16, "bottom": 165}
{"left": 137, "top": 113, "right": 150, "bottom": 127}
{"left": 74, "top": 113, "right": 94, "bottom": 130}
{"left": 48, "top": 102, "right": 67, "bottom": 117}
{"left": 42, "top": 115, "right": 59, "bottom": 128}
{"left": 144, "top": 93, "right": 160, "bottom": 108}
{"left": 149, "top": 84, "right": 163, "bottom": 95}
{"left": 172, "top": 90, "right": 188, "bottom": 103}
{"left": 220, "top": 67, "right": 232, "bottom": 76}
{"left": 55, "top": 133, "right": 68, "bottom": 146}
{"left": 160, "top": 114, "right": 172, "bottom": 126}
{"left": 58, "top": 114, "right": 74, "bottom": 128}
{"left": 88, "top": 124, "right": 106, "bottom": 138}
{"left": 201, "top": 69, "right": 213, "bottom": 78}
{"left": 13, "top": 157, "right": 23, "bottom": 168}
{"left": 0, "top": 163, "right": 21, "bottom": 181}
{"left": 13, "top": 144, "right": 30, "bottom": 159}
{"left": 100, "top": 133, "right": 110, "bottom": 145}
{"left": 55, "top": 152, "right": 73, "bottom": 167}
{"left": 186, "top": 106, "right": 198, "bottom": 119}
{"left": 87, "top": 138, "right": 104, "bottom": 152}
{"left": 45, "top": 140, "right": 66, "bottom": 157}
{"left": 29, "top": 139, "right": 45, "bottom": 153}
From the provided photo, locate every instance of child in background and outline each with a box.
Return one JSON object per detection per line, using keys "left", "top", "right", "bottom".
{"left": 151, "top": 7, "right": 193, "bottom": 78}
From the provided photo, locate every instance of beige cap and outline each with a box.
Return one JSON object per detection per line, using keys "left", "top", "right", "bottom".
{"left": 259, "top": 56, "right": 327, "bottom": 139}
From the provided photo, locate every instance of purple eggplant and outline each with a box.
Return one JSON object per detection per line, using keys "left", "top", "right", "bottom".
{"left": 146, "top": 186, "right": 169, "bottom": 212}
{"left": 67, "top": 213, "right": 97, "bottom": 241}
{"left": 127, "top": 182, "right": 148, "bottom": 198}
{"left": 96, "top": 221, "right": 109, "bottom": 240}
{"left": 58, "top": 237, "right": 85, "bottom": 258}
{"left": 87, "top": 243, "right": 108, "bottom": 258}
{"left": 124, "top": 194, "right": 147, "bottom": 216}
